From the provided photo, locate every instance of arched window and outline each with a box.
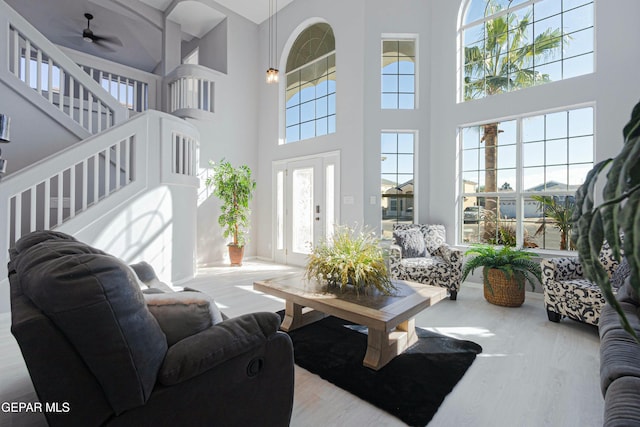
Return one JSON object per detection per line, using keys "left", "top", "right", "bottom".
{"left": 285, "top": 23, "right": 336, "bottom": 143}
{"left": 460, "top": 0, "right": 594, "bottom": 101}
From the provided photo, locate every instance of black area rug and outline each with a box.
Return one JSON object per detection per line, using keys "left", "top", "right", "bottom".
{"left": 277, "top": 311, "right": 482, "bottom": 426}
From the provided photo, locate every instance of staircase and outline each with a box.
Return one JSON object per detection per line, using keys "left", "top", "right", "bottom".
{"left": 0, "top": 0, "right": 203, "bottom": 312}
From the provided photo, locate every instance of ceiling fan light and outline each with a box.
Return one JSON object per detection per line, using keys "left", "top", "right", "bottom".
{"left": 83, "top": 36, "right": 93, "bottom": 43}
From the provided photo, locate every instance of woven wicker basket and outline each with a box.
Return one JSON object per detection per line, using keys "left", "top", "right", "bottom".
{"left": 484, "top": 268, "right": 525, "bottom": 307}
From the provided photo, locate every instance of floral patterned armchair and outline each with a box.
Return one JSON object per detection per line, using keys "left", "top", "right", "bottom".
{"left": 388, "top": 224, "right": 462, "bottom": 300}
{"left": 541, "top": 243, "right": 629, "bottom": 326}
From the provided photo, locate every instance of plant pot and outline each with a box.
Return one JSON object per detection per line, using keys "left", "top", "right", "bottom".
{"left": 484, "top": 268, "right": 525, "bottom": 307}
{"left": 228, "top": 244, "right": 244, "bottom": 266}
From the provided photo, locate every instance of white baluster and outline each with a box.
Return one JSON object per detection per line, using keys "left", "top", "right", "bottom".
{"left": 30, "top": 186, "right": 36, "bottom": 232}
{"left": 44, "top": 179, "right": 50, "bottom": 229}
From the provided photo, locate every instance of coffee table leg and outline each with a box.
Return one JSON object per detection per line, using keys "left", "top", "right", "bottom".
{"left": 281, "top": 300, "right": 327, "bottom": 332}
{"left": 363, "top": 318, "right": 417, "bottom": 370}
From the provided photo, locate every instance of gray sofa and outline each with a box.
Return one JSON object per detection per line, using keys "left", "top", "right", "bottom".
{"left": 9, "top": 230, "right": 294, "bottom": 427}
{"left": 599, "top": 280, "right": 640, "bottom": 426}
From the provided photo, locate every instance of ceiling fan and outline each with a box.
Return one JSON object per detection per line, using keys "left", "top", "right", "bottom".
{"left": 81, "top": 13, "right": 122, "bottom": 51}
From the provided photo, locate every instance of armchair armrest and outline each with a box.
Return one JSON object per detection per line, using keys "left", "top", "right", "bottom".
{"left": 159, "top": 312, "right": 281, "bottom": 386}
{"left": 541, "top": 257, "right": 584, "bottom": 284}
{"left": 388, "top": 244, "right": 403, "bottom": 279}
{"left": 435, "top": 244, "right": 462, "bottom": 265}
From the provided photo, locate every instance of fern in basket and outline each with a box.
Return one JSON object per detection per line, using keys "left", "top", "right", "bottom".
{"left": 461, "top": 244, "right": 542, "bottom": 294}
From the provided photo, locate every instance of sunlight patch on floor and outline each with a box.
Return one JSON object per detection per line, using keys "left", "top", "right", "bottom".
{"left": 421, "top": 326, "right": 495, "bottom": 339}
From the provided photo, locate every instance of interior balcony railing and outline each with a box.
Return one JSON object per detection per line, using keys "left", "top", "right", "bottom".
{"left": 164, "top": 64, "right": 221, "bottom": 120}
{"left": 0, "top": 110, "right": 200, "bottom": 285}
{"left": 0, "top": 1, "right": 128, "bottom": 135}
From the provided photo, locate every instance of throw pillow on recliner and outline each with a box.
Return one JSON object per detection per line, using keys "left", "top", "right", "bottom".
{"left": 144, "top": 292, "right": 224, "bottom": 346}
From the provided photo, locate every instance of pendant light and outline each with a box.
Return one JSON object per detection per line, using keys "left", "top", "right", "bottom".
{"left": 266, "top": 0, "right": 279, "bottom": 84}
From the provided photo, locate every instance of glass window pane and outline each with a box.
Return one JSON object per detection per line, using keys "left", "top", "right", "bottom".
{"left": 382, "top": 93, "right": 398, "bottom": 109}
{"left": 523, "top": 141, "right": 545, "bottom": 167}
{"left": 286, "top": 125, "right": 299, "bottom": 143}
{"left": 569, "top": 108, "right": 593, "bottom": 136}
{"left": 463, "top": 126, "right": 481, "bottom": 149}
{"left": 546, "top": 111, "right": 568, "bottom": 139}
{"left": 328, "top": 94, "right": 336, "bottom": 115}
{"left": 382, "top": 75, "right": 398, "bottom": 92}
{"left": 568, "top": 136, "right": 593, "bottom": 163}
{"left": 463, "top": 150, "right": 479, "bottom": 171}
{"left": 523, "top": 166, "right": 545, "bottom": 190}
{"left": 398, "top": 133, "right": 414, "bottom": 153}
{"left": 300, "top": 101, "right": 315, "bottom": 122}
{"left": 563, "top": 4, "right": 594, "bottom": 33}
{"left": 545, "top": 165, "right": 568, "bottom": 188}
{"left": 316, "top": 118, "right": 328, "bottom": 137}
{"left": 381, "top": 154, "right": 398, "bottom": 174}
{"left": 397, "top": 154, "right": 414, "bottom": 174}
{"left": 564, "top": 28, "right": 594, "bottom": 58}
{"left": 534, "top": 0, "right": 562, "bottom": 20}
{"left": 398, "top": 94, "right": 415, "bottom": 109}
{"left": 300, "top": 121, "right": 315, "bottom": 141}
{"left": 497, "top": 169, "right": 516, "bottom": 191}
{"left": 286, "top": 106, "right": 300, "bottom": 125}
{"left": 523, "top": 115, "right": 545, "bottom": 142}
{"left": 563, "top": 53, "right": 594, "bottom": 79}
{"left": 546, "top": 139, "right": 568, "bottom": 165}
{"left": 398, "top": 75, "right": 415, "bottom": 92}
{"left": 315, "top": 96, "right": 328, "bottom": 118}
{"left": 498, "top": 120, "right": 517, "bottom": 145}
{"left": 568, "top": 164, "right": 591, "bottom": 186}
{"left": 328, "top": 115, "right": 336, "bottom": 133}
{"left": 398, "top": 60, "right": 415, "bottom": 74}
{"left": 497, "top": 145, "right": 516, "bottom": 169}
{"left": 381, "top": 133, "right": 397, "bottom": 153}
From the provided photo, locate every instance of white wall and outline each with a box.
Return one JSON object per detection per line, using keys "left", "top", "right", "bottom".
{"left": 251, "top": 0, "right": 640, "bottom": 262}
{"left": 189, "top": 3, "right": 261, "bottom": 266}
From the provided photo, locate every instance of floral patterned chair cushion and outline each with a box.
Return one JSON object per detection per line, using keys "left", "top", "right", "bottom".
{"left": 541, "top": 242, "right": 627, "bottom": 326}
{"left": 389, "top": 224, "right": 462, "bottom": 300}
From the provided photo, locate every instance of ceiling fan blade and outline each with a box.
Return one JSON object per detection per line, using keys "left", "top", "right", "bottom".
{"left": 92, "top": 34, "right": 123, "bottom": 47}
{"left": 92, "top": 39, "right": 117, "bottom": 52}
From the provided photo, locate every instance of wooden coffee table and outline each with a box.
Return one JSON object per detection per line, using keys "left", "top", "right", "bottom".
{"left": 253, "top": 273, "right": 447, "bottom": 370}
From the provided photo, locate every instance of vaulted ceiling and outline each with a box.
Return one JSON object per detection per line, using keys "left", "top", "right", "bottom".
{"left": 5, "top": 0, "right": 294, "bottom": 72}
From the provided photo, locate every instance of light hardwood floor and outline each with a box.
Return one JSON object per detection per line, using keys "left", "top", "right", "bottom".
{"left": 0, "top": 261, "right": 603, "bottom": 427}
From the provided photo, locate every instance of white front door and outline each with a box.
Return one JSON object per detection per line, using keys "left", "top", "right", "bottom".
{"left": 274, "top": 153, "right": 339, "bottom": 266}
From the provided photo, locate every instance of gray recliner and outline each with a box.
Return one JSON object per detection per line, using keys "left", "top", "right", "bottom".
{"left": 8, "top": 230, "right": 294, "bottom": 427}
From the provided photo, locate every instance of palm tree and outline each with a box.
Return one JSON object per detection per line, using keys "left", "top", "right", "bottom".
{"left": 464, "top": 1, "right": 566, "bottom": 241}
{"left": 531, "top": 195, "right": 575, "bottom": 250}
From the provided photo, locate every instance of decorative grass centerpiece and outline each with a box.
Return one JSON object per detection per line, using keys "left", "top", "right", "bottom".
{"left": 305, "top": 224, "right": 396, "bottom": 295}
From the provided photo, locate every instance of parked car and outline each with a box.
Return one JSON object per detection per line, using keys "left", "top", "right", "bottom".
{"left": 464, "top": 206, "right": 486, "bottom": 223}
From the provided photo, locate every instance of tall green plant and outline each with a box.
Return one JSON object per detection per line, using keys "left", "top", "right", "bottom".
{"left": 572, "top": 100, "right": 640, "bottom": 340}
{"left": 205, "top": 159, "right": 256, "bottom": 247}
{"left": 462, "top": 244, "right": 541, "bottom": 294}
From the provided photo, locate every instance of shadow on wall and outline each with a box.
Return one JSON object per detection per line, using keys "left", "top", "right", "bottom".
{"left": 94, "top": 186, "right": 174, "bottom": 283}
{"left": 197, "top": 195, "right": 230, "bottom": 266}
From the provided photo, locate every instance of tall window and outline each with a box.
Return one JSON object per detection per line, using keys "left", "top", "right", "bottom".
{"left": 460, "top": 106, "right": 593, "bottom": 251}
{"left": 381, "top": 39, "right": 416, "bottom": 109}
{"left": 285, "top": 23, "right": 336, "bottom": 144}
{"left": 460, "top": 0, "right": 594, "bottom": 101}
{"left": 381, "top": 132, "right": 415, "bottom": 239}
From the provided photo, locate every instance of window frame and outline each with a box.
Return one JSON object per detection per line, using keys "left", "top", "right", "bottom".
{"left": 458, "top": 0, "right": 595, "bottom": 102}
{"left": 381, "top": 35, "right": 418, "bottom": 110}
{"left": 381, "top": 130, "right": 418, "bottom": 240}
{"left": 458, "top": 104, "right": 595, "bottom": 253}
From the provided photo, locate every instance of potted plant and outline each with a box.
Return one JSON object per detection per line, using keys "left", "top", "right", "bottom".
{"left": 573, "top": 99, "right": 640, "bottom": 340}
{"left": 461, "top": 244, "right": 542, "bottom": 307}
{"left": 205, "top": 159, "right": 256, "bottom": 266}
{"left": 305, "top": 224, "right": 396, "bottom": 295}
